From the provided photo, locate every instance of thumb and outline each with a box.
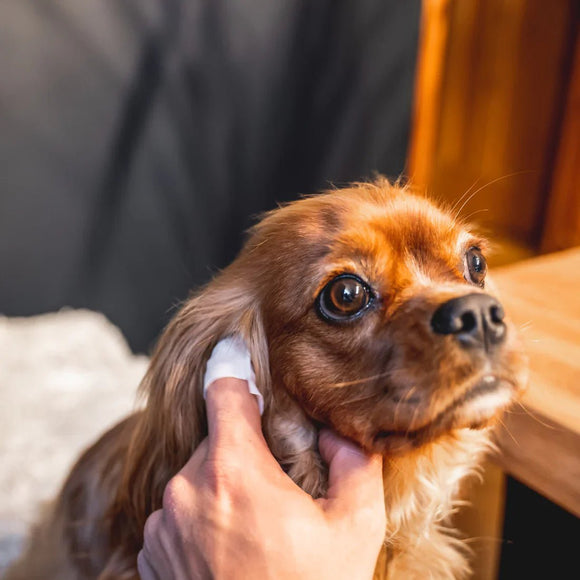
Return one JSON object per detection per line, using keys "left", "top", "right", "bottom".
{"left": 205, "top": 377, "right": 267, "bottom": 453}
{"left": 318, "top": 429, "right": 385, "bottom": 522}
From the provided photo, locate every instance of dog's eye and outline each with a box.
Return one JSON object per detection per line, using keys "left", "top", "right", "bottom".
{"left": 317, "top": 274, "right": 372, "bottom": 321}
{"left": 464, "top": 247, "right": 487, "bottom": 287}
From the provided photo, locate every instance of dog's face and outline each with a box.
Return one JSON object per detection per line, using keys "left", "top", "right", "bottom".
{"left": 244, "top": 182, "right": 527, "bottom": 454}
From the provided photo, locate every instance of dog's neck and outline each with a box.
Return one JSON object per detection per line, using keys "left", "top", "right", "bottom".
{"left": 266, "top": 397, "right": 492, "bottom": 578}
{"left": 383, "top": 428, "right": 491, "bottom": 532}
{"left": 380, "top": 428, "right": 492, "bottom": 578}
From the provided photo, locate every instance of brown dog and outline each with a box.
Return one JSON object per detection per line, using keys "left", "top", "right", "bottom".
{"left": 6, "top": 179, "right": 527, "bottom": 579}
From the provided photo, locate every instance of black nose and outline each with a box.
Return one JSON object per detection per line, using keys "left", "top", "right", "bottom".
{"left": 431, "top": 293, "right": 506, "bottom": 350}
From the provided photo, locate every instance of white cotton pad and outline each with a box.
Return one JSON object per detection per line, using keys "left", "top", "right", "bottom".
{"left": 203, "top": 336, "right": 264, "bottom": 415}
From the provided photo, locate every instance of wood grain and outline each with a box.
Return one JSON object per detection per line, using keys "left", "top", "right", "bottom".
{"left": 453, "top": 461, "right": 506, "bottom": 580}
{"left": 492, "top": 248, "right": 580, "bottom": 517}
{"left": 407, "top": 0, "right": 452, "bottom": 187}
{"left": 541, "top": 29, "right": 580, "bottom": 253}
{"left": 408, "top": 0, "right": 578, "bottom": 247}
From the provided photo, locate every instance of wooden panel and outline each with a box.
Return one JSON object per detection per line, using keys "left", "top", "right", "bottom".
{"left": 494, "top": 408, "right": 580, "bottom": 519}
{"left": 406, "top": 0, "right": 452, "bottom": 187}
{"left": 409, "top": 0, "right": 577, "bottom": 246}
{"left": 541, "top": 31, "right": 580, "bottom": 253}
{"left": 491, "top": 248, "right": 580, "bottom": 517}
{"left": 453, "top": 461, "right": 506, "bottom": 580}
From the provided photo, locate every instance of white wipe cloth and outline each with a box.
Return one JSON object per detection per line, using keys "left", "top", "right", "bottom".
{"left": 203, "top": 336, "right": 264, "bottom": 415}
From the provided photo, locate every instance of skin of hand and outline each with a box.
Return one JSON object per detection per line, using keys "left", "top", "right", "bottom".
{"left": 137, "top": 378, "right": 386, "bottom": 580}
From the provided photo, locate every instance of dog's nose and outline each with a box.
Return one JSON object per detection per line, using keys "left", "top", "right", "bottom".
{"left": 431, "top": 293, "right": 506, "bottom": 350}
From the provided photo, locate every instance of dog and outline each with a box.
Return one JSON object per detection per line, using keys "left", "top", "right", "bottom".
{"left": 6, "top": 179, "right": 527, "bottom": 579}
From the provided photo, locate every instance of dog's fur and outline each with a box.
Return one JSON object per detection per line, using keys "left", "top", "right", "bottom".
{"left": 6, "top": 180, "right": 527, "bottom": 579}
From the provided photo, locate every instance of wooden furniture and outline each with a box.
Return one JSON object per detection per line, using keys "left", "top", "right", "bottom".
{"left": 408, "top": 0, "right": 579, "bottom": 255}
{"left": 492, "top": 248, "right": 580, "bottom": 518}
{"left": 542, "top": 34, "right": 580, "bottom": 253}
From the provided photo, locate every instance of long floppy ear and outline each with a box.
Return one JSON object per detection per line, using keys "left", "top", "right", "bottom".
{"left": 109, "top": 264, "right": 270, "bottom": 552}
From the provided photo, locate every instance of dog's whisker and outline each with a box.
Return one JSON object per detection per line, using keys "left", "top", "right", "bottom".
{"left": 249, "top": 238, "right": 270, "bottom": 251}
{"left": 406, "top": 405, "right": 421, "bottom": 436}
{"left": 461, "top": 208, "right": 489, "bottom": 222}
{"left": 393, "top": 386, "right": 417, "bottom": 427}
{"left": 334, "top": 391, "right": 383, "bottom": 407}
{"left": 446, "top": 179, "right": 482, "bottom": 233}
{"left": 515, "top": 401, "right": 557, "bottom": 430}
{"left": 449, "top": 178, "right": 481, "bottom": 215}
{"left": 463, "top": 536, "right": 506, "bottom": 545}
{"left": 393, "top": 394, "right": 403, "bottom": 427}
{"left": 403, "top": 386, "right": 417, "bottom": 402}
{"left": 497, "top": 417, "right": 520, "bottom": 448}
{"left": 453, "top": 170, "right": 534, "bottom": 220}
{"left": 454, "top": 187, "right": 486, "bottom": 221}
{"left": 329, "top": 371, "right": 393, "bottom": 388}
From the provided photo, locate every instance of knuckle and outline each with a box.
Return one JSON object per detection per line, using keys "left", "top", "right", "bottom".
{"left": 162, "top": 474, "right": 192, "bottom": 518}
{"left": 143, "top": 509, "right": 163, "bottom": 540}
{"left": 136, "top": 550, "right": 150, "bottom": 578}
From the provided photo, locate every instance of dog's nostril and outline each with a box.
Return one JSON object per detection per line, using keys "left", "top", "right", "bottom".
{"left": 460, "top": 312, "right": 477, "bottom": 334}
{"left": 490, "top": 304, "right": 504, "bottom": 324}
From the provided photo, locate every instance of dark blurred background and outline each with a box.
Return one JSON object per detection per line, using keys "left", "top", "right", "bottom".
{"left": 1, "top": 1, "right": 578, "bottom": 579}
{"left": 0, "top": 0, "right": 421, "bottom": 353}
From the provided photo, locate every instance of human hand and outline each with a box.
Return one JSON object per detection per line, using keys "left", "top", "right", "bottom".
{"left": 138, "top": 378, "right": 386, "bottom": 580}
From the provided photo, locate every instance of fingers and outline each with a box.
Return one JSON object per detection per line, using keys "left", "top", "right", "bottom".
{"left": 205, "top": 378, "right": 267, "bottom": 454}
{"left": 138, "top": 510, "right": 169, "bottom": 580}
{"left": 137, "top": 549, "right": 162, "bottom": 580}
{"left": 318, "top": 429, "right": 385, "bottom": 523}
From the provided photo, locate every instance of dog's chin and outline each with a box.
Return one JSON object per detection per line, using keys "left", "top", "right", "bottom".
{"left": 371, "top": 375, "right": 516, "bottom": 455}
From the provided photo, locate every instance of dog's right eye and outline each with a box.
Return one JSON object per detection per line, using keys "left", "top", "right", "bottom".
{"left": 317, "top": 274, "right": 372, "bottom": 322}
{"left": 464, "top": 247, "right": 487, "bottom": 287}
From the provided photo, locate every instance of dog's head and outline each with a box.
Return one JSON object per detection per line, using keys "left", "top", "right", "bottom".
{"left": 232, "top": 180, "right": 528, "bottom": 454}
{"left": 137, "top": 179, "right": 527, "bottom": 470}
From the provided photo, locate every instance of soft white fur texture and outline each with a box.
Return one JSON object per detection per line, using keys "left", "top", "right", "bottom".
{"left": 0, "top": 310, "right": 147, "bottom": 575}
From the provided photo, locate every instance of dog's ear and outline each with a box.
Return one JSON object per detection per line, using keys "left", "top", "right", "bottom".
{"left": 140, "top": 270, "right": 271, "bottom": 447}
{"left": 111, "top": 267, "right": 270, "bottom": 547}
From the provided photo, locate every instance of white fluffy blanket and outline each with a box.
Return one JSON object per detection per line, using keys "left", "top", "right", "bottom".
{"left": 0, "top": 310, "right": 148, "bottom": 574}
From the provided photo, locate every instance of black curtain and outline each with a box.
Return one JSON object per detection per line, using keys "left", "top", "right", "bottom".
{"left": 0, "top": 0, "right": 421, "bottom": 352}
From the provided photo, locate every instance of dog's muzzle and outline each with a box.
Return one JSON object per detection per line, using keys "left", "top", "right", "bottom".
{"left": 431, "top": 293, "right": 506, "bottom": 351}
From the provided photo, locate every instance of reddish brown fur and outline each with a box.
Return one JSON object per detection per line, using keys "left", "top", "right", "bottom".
{"left": 6, "top": 179, "right": 527, "bottom": 580}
